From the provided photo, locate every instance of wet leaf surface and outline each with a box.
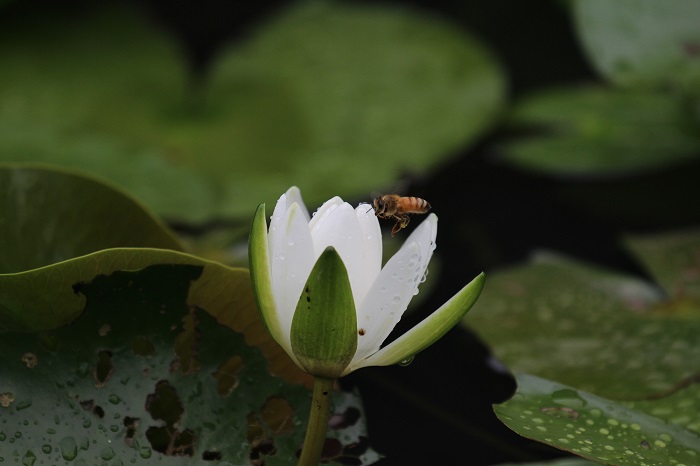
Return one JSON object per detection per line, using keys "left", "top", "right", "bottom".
{"left": 466, "top": 229, "right": 700, "bottom": 400}
{"left": 495, "top": 374, "right": 700, "bottom": 466}
{"left": 0, "top": 264, "right": 378, "bottom": 464}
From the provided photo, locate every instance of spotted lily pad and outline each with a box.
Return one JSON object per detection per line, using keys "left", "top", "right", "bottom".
{"left": 494, "top": 458, "right": 596, "bottom": 466}
{"left": 0, "top": 264, "right": 377, "bottom": 464}
{"left": 0, "top": 1, "right": 504, "bottom": 221}
{"left": 495, "top": 373, "right": 700, "bottom": 466}
{"left": 465, "top": 229, "right": 700, "bottom": 400}
{"left": 0, "top": 165, "right": 377, "bottom": 463}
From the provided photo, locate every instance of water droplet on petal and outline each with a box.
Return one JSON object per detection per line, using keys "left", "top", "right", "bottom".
{"left": 398, "top": 356, "right": 415, "bottom": 367}
{"left": 391, "top": 295, "right": 401, "bottom": 304}
{"left": 380, "top": 286, "right": 387, "bottom": 293}
{"left": 287, "top": 239, "right": 295, "bottom": 246}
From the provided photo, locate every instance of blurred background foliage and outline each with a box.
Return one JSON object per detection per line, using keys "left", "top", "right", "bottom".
{"left": 1, "top": 0, "right": 700, "bottom": 464}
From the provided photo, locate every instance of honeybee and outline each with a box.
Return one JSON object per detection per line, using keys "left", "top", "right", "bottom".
{"left": 372, "top": 194, "right": 431, "bottom": 236}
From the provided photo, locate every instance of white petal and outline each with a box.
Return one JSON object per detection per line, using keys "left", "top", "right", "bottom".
{"left": 308, "top": 196, "right": 344, "bottom": 232}
{"left": 309, "top": 202, "right": 370, "bottom": 306}
{"left": 355, "top": 204, "right": 382, "bottom": 300}
{"left": 351, "top": 241, "right": 421, "bottom": 365}
{"left": 269, "top": 202, "right": 316, "bottom": 350}
{"left": 350, "top": 214, "right": 438, "bottom": 368}
{"left": 284, "top": 186, "right": 311, "bottom": 222}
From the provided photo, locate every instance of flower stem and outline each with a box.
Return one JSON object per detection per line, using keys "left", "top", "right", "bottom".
{"left": 298, "top": 377, "right": 335, "bottom": 466}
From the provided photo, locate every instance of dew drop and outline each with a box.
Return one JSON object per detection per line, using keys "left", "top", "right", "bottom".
{"left": 391, "top": 295, "right": 401, "bottom": 304}
{"left": 59, "top": 436, "right": 78, "bottom": 461}
{"left": 16, "top": 400, "right": 32, "bottom": 411}
{"left": 21, "top": 451, "right": 36, "bottom": 466}
{"left": 380, "top": 286, "right": 387, "bottom": 293}
{"left": 139, "top": 446, "right": 152, "bottom": 459}
{"left": 0, "top": 432, "right": 5, "bottom": 441}
{"left": 108, "top": 394, "right": 121, "bottom": 404}
{"left": 550, "top": 389, "right": 587, "bottom": 408}
{"left": 100, "top": 446, "right": 115, "bottom": 460}
{"left": 287, "top": 239, "right": 295, "bottom": 246}
{"left": 41, "top": 445, "right": 51, "bottom": 454}
{"left": 398, "top": 356, "right": 414, "bottom": 367}
{"left": 110, "top": 425, "right": 119, "bottom": 433}
{"left": 82, "top": 419, "right": 91, "bottom": 429}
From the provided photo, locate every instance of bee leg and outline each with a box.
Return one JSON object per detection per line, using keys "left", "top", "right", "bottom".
{"left": 391, "top": 215, "right": 410, "bottom": 236}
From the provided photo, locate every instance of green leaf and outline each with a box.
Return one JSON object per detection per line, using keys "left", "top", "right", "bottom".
{"left": 495, "top": 374, "right": 700, "bottom": 465}
{"left": 574, "top": 0, "right": 700, "bottom": 92}
{"left": 0, "top": 164, "right": 182, "bottom": 274}
{"left": 248, "top": 203, "right": 283, "bottom": 348}
{"left": 357, "top": 272, "right": 485, "bottom": 370}
{"left": 0, "top": 263, "right": 377, "bottom": 464}
{"left": 0, "top": 2, "right": 505, "bottom": 220}
{"left": 498, "top": 86, "right": 700, "bottom": 174}
{"left": 291, "top": 247, "right": 357, "bottom": 378}
{"left": 493, "top": 459, "right": 596, "bottom": 466}
{"left": 466, "top": 229, "right": 700, "bottom": 399}
{"left": 0, "top": 164, "right": 307, "bottom": 384}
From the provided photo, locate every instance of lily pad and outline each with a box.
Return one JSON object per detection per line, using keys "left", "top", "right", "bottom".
{"left": 574, "top": 0, "right": 700, "bottom": 91}
{"left": 465, "top": 229, "right": 700, "bottom": 399}
{"left": 0, "top": 263, "right": 377, "bottom": 464}
{"left": 494, "top": 458, "right": 596, "bottom": 466}
{"left": 0, "top": 164, "right": 183, "bottom": 274}
{"left": 495, "top": 373, "right": 700, "bottom": 465}
{"left": 0, "top": 1, "right": 505, "bottom": 221}
{"left": 497, "top": 86, "right": 700, "bottom": 174}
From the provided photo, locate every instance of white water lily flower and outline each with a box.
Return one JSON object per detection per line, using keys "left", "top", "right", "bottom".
{"left": 249, "top": 186, "right": 484, "bottom": 378}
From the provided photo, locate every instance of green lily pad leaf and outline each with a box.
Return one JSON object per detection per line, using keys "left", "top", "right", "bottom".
{"left": 0, "top": 263, "right": 376, "bottom": 464}
{"left": 498, "top": 86, "right": 700, "bottom": 174}
{"left": 495, "top": 373, "right": 700, "bottom": 465}
{"left": 0, "top": 164, "right": 306, "bottom": 383}
{"left": 0, "top": 164, "right": 183, "bottom": 274}
{"left": 574, "top": 0, "right": 700, "bottom": 91}
{"left": 0, "top": 1, "right": 505, "bottom": 220}
{"left": 466, "top": 229, "right": 700, "bottom": 399}
{"left": 494, "top": 459, "right": 596, "bottom": 466}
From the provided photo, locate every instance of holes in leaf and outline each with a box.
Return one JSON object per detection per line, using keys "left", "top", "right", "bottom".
{"left": 123, "top": 416, "right": 140, "bottom": 446}
{"left": 329, "top": 407, "right": 361, "bottom": 430}
{"left": 247, "top": 397, "right": 294, "bottom": 465}
{"left": 21, "top": 352, "right": 38, "bottom": 368}
{"left": 212, "top": 355, "right": 244, "bottom": 396}
{"left": 202, "top": 451, "right": 222, "bottom": 461}
{"left": 173, "top": 308, "right": 201, "bottom": 375}
{"left": 301, "top": 436, "right": 371, "bottom": 466}
{"left": 79, "top": 399, "right": 105, "bottom": 418}
{"left": 145, "top": 426, "right": 195, "bottom": 457}
{"left": 131, "top": 336, "right": 155, "bottom": 357}
{"left": 0, "top": 392, "right": 15, "bottom": 407}
{"left": 94, "top": 350, "right": 113, "bottom": 387}
{"left": 145, "top": 380, "right": 194, "bottom": 457}
{"left": 247, "top": 412, "right": 276, "bottom": 466}
{"left": 260, "top": 397, "right": 294, "bottom": 435}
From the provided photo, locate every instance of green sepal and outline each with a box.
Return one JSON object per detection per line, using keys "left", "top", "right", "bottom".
{"left": 291, "top": 246, "right": 358, "bottom": 378}
{"left": 351, "top": 272, "right": 485, "bottom": 372}
{"left": 248, "top": 203, "right": 284, "bottom": 346}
